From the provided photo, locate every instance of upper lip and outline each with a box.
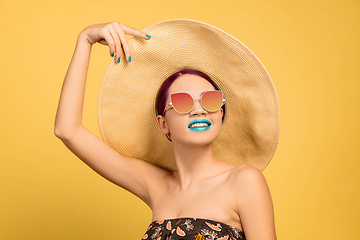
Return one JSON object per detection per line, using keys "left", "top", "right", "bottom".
{"left": 188, "top": 119, "right": 212, "bottom": 128}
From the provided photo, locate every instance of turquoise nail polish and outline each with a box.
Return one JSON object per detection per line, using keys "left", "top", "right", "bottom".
{"left": 128, "top": 56, "right": 132, "bottom": 62}
{"left": 146, "top": 34, "right": 151, "bottom": 38}
{"left": 111, "top": 53, "right": 114, "bottom": 57}
{"left": 117, "top": 58, "right": 120, "bottom": 63}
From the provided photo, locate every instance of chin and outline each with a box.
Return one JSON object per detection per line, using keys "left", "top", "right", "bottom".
{"left": 179, "top": 132, "right": 220, "bottom": 147}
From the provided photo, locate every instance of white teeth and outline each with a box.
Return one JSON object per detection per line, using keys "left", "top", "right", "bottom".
{"left": 190, "top": 123, "right": 209, "bottom": 128}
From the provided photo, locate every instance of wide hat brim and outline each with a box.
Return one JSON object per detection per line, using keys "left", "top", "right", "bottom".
{"left": 98, "top": 19, "right": 280, "bottom": 171}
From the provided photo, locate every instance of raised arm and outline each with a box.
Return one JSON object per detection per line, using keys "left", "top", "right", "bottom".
{"left": 54, "top": 22, "right": 167, "bottom": 206}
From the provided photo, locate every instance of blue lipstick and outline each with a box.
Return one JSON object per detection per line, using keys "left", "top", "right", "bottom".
{"left": 188, "top": 119, "right": 211, "bottom": 131}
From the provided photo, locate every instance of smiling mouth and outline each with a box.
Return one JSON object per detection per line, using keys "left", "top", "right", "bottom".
{"left": 189, "top": 122, "right": 210, "bottom": 128}
{"left": 188, "top": 119, "right": 212, "bottom": 131}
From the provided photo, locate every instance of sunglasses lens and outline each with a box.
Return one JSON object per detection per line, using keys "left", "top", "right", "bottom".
{"left": 202, "top": 91, "right": 223, "bottom": 112}
{"left": 171, "top": 92, "right": 194, "bottom": 113}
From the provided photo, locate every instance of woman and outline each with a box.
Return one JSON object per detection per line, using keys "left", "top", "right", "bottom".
{"left": 55, "top": 20, "right": 278, "bottom": 240}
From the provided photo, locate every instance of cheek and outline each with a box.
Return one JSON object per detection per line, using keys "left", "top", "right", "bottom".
{"left": 165, "top": 114, "right": 186, "bottom": 131}
{"left": 212, "top": 112, "right": 224, "bottom": 130}
{"left": 213, "top": 110, "right": 223, "bottom": 121}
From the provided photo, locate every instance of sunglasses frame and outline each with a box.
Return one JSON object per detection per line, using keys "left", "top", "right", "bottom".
{"left": 163, "top": 90, "right": 225, "bottom": 115}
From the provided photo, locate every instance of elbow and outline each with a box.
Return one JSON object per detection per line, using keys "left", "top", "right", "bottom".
{"left": 54, "top": 119, "right": 83, "bottom": 140}
{"left": 54, "top": 127, "right": 62, "bottom": 139}
{"left": 54, "top": 126, "right": 67, "bottom": 140}
{"left": 54, "top": 125, "right": 76, "bottom": 141}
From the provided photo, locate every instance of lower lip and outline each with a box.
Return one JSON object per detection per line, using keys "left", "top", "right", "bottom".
{"left": 189, "top": 125, "right": 211, "bottom": 131}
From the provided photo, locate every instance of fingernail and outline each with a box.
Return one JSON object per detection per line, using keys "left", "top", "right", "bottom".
{"left": 111, "top": 53, "right": 114, "bottom": 57}
{"left": 146, "top": 34, "right": 151, "bottom": 38}
{"left": 117, "top": 58, "right": 120, "bottom": 63}
{"left": 128, "top": 56, "right": 132, "bottom": 62}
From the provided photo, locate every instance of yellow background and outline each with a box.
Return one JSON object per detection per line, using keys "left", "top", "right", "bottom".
{"left": 1, "top": 0, "right": 359, "bottom": 239}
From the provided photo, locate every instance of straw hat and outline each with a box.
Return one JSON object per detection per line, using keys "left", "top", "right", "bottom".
{"left": 97, "top": 19, "right": 280, "bottom": 171}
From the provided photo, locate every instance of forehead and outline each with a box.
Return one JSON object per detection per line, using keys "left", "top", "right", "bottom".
{"left": 168, "top": 74, "right": 215, "bottom": 95}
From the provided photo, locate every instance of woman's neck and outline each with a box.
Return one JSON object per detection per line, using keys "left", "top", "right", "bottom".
{"left": 171, "top": 141, "right": 229, "bottom": 190}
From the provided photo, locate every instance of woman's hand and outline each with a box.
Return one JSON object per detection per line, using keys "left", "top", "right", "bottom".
{"left": 81, "top": 22, "right": 150, "bottom": 62}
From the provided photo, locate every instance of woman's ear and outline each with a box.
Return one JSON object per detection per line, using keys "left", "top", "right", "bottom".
{"left": 156, "top": 115, "right": 170, "bottom": 134}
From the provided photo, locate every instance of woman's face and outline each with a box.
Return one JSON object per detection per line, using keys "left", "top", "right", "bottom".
{"left": 157, "top": 74, "right": 223, "bottom": 146}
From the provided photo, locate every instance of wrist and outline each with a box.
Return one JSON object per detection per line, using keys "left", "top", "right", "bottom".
{"left": 78, "top": 30, "right": 93, "bottom": 46}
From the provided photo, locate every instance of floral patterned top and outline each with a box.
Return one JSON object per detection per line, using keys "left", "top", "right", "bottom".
{"left": 142, "top": 217, "right": 245, "bottom": 240}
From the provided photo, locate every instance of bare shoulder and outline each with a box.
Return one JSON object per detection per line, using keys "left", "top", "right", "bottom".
{"left": 229, "top": 165, "right": 276, "bottom": 239}
{"left": 228, "top": 164, "right": 271, "bottom": 205}
{"left": 229, "top": 164, "right": 267, "bottom": 186}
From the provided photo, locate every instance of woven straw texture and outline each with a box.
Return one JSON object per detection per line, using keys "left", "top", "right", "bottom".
{"left": 98, "top": 19, "right": 280, "bottom": 171}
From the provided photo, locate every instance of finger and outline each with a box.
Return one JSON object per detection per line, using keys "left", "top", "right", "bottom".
{"left": 114, "top": 23, "right": 132, "bottom": 62}
{"left": 122, "top": 24, "right": 151, "bottom": 40}
{"left": 99, "top": 39, "right": 108, "bottom": 46}
{"left": 99, "top": 29, "right": 116, "bottom": 57}
{"left": 107, "top": 23, "right": 122, "bottom": 62}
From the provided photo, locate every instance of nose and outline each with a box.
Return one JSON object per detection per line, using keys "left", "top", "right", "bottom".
{"left": 190, "top": 99, "right": 207, "bottom": 116}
